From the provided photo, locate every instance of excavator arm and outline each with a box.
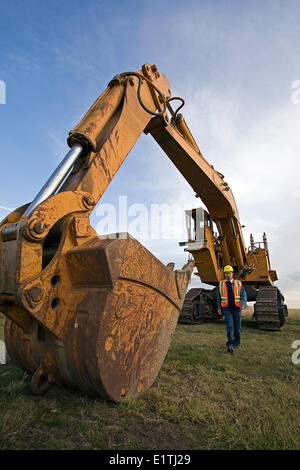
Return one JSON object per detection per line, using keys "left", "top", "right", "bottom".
{"left": 146, "top": 115, "right": 248, "bottom": 280}
{"left": 147, "top": 108, "right": 278, "bottom": 288}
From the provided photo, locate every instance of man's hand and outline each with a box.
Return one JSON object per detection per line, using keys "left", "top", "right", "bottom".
{"left": 241, "top": 306, "right": 245, "bottom": 311}
{"left": 218, "top": 309, "right": 222, "bottom": 317}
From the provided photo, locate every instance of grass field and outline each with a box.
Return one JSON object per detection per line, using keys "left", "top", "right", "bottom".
{"left": 1, "top": 309, "right": 300, "bottom": 450}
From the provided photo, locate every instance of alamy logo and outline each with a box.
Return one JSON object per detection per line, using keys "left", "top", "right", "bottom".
{"left": 0, "top": 340, "right": 6, "bottom": 364}
{"left": 291, "top": 340, "right": 300, "bottom": 365}
{"left": 0, "top": 80, "right": 6, "bottom": 104}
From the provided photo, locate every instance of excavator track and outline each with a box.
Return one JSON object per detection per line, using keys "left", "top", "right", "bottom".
{"left": 180, "top": 285, "right": 288, "bottom": 331}
{"left": 254, "top": 286, "right": 286, "bottom": 331}
{"left": 178, "top": 288, "right": 218, "bottom": 324}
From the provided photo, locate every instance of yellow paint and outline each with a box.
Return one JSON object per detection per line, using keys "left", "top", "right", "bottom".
{"left": 105, "top": 336, "right": 113, "bottom": 351}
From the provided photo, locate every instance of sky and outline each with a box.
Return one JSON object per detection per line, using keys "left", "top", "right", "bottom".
{"left": 0, "top": 0, "right": 300, "bottom": 306}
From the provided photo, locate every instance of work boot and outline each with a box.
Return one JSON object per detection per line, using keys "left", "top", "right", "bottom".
{"left": 227, "top": 346, "right": 234, "bottom": 354}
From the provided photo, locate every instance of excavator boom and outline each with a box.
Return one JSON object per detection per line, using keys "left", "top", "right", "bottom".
{"left": 146, "top": 116, "right": 247, "bottom": 277}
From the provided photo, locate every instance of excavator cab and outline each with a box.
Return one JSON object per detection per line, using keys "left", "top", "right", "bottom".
{"left": 180, "top": 207, "right": 213, "bottom": 246}
{"left": 179, "top": 207, "right": 223, "bottom": 285}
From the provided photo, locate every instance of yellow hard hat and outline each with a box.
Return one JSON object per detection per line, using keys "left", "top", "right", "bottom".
{"left": 224, "top": 265, "right": 234, "bottom": 272}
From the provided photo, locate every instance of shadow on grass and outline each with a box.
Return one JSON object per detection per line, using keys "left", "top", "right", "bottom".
{"left": 208, "top": 317, "right": 272, "bottom": 331}
{"left": 195, "top": 318, "right": 260, "bottom": 330}
{"left": 241, "top": 319, "right": 260, "bottom": 330}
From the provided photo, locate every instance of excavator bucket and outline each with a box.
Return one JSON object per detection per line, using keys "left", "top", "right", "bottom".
{"left": 3, "top": 230, "right": 193, "bottom": 402}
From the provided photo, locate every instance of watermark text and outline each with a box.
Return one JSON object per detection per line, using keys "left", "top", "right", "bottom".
{"left": 291, "top": 340, "right": 300, "bottom": 364}
{"left": 0, "top": 80, "right": 6, "bottom": 104}
{"left": 0, "top": 340, "right": 6, "bottom": 364}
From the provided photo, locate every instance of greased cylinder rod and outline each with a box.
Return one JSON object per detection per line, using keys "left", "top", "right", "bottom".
{"left": 23, "top": 143, "right": 83, "bottom": 217}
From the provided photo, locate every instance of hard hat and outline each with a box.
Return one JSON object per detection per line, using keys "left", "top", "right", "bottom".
{"left": 224, "top": 265, "right": 234, "bottom": 272}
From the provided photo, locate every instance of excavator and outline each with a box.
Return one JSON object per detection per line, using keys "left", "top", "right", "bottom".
{"left": 0, "top": 63, "right": 287, "bottom": 403}
{"left": 178, "top": 214, "right": 288, "bottom": 329}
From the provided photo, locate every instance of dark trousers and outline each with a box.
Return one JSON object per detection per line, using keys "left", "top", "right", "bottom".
{"left": 223, "top": 309, "right": 241, "bottom": 349}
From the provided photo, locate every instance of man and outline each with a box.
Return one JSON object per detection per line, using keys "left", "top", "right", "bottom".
{"left": 216, "top": 265, "right": 247, "bottom": 353}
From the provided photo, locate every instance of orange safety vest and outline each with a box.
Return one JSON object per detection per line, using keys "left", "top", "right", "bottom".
{"left": 219, "top": 280, "right": 242, "bottom": 308}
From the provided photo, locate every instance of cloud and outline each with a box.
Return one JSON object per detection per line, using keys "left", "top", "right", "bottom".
{"left": 0, "top": 205, "right": 13, "bottom": 224}
{"left": 0, "top": 204, "right": 13, "bottom": 211}
{"left": 47, "top": 132, "right": 68, "bottom": 161}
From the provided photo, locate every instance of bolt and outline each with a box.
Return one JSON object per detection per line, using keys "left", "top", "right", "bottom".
{"left": 82, "top": 195, "right": 96, "bottom": 209}
{"left": 26, "top": 219, "right": 49, "bottom": 241}
{"left": 25, "top": 286, "right": 43, "bottom": 303}
{"left": 33, "top": 222, "right": 46, "bottom": 234}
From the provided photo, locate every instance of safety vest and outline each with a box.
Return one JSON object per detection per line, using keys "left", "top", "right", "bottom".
{"left": 219, "top": 280, "right": 242, "bottom": 308}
